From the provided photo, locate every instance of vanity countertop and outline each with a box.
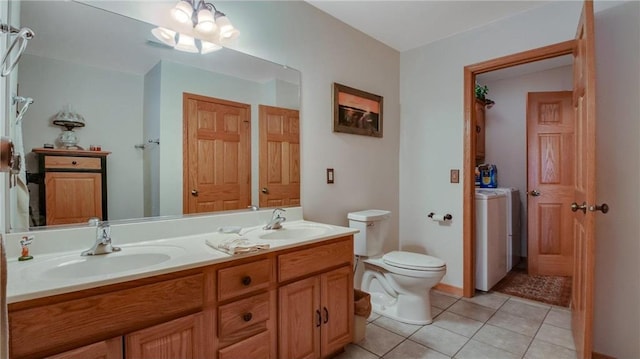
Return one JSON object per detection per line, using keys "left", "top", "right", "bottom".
{"left": 7, "top": 220, "right": 358, "bottom": 304}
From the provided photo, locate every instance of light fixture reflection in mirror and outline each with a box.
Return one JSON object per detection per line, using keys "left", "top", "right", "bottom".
{"left": 10, "top": 0, "right": 301, "bottom": 231}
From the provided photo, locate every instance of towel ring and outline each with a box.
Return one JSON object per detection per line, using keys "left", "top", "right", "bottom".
{"left": 1, "top": 27, "right": 35, "bottom": 77}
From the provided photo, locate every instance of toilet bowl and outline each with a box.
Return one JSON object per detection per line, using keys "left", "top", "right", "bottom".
{"left": 349, "top": 210, "right": 447, "bottom": 325}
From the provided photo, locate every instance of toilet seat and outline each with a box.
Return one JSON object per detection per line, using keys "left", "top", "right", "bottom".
{"left": 382, "top": 251, "right": 446, "bottom": 271}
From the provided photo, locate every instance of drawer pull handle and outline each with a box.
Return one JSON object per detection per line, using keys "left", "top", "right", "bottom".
{"left": 323, "top": 307, "right": 329, "bottom": 324}
{"left": 71, "top": 161, "right": 77, "bottom": 165}
{"left": 242, "top": 312, "right": 253, "bottom": 322}
{"left": 241, "top": 276, "right": 252, "bottom": 286}
{"left": 315, "top": 309, "right": 321, "bottom": 327}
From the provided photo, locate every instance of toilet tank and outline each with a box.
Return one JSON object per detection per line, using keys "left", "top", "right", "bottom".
{"left": 348, "top": 210, "right": 391, "bottom": 256}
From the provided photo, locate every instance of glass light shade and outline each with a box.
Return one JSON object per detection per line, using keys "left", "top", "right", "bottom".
{"left": 151, "top": 27, "right": 177, "bottom": 47}
{"left": 175, "top": 34, "right": 198, "bottom": 53}
{"left": 195, "top": 8, "right": 216, "bottom": 34}
{"left": 200, "top": 40, "right": 222, "bottom": 54}
{"left": 215, "top": 14, "right": 239, "bottom": 40}
{"left": 170, "top": 1, "right": 193, "bottom": 24}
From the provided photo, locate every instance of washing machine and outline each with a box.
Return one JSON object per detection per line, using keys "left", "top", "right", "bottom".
{"left": 478, "top": 187, "right": 521, "bottom": 271}
{"left": 475, "top": 190, "right": 507, "bottom": 291}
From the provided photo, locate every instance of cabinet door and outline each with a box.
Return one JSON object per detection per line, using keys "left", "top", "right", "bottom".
{"left": 320, "top": 266, "right": 353, "bottom": 358}
{"left": 125, "top": 313, "right": 206, "bottom": 359}
{"left": 475, "top": 100, "right": 486, "bottom": 160}
{"left": 47, "top": 337, "right": 122, "bottom": 359}
{"left": 279, "top": 276, "right": 321, "bottom": 359}
{"left": 45, "top": 172, "right": 102, "bottom": 225}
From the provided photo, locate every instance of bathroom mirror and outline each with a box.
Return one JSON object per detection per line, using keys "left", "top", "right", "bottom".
{"left": 10, "top": 0, "right": 301, "bottom": 230}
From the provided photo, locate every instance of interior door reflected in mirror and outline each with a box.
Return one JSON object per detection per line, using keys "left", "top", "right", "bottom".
{"left": 9, "top": 0, "right": 300, "bottom": 230}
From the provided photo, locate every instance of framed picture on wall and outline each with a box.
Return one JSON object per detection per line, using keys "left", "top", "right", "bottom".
{"left": 333, "top": 83, "right": 383, "bottom": 138}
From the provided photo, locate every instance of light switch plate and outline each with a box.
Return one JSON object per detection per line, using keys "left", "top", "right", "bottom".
{"left": 450, "top": 169, "right": 459, "bottom": 183}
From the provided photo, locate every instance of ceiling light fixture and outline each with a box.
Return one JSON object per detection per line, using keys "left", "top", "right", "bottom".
{"left": 152, "top": 0, "right": 239, "bottom": 55}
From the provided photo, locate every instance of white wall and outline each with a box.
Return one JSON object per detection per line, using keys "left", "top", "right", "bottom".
{"left": 593, "top": 2, "right": 640, "bottom": 357}
{"left": 143, "top": 62, "right": 161, "bottom": 217}
{"left": 483, "top": 65, "right": 573, "bottom": 257}
{"left": 400, "top": 1, "right": 583, "bottom": 288}
{"left": 16, "top": 54, "right": 145, "bottom": 222}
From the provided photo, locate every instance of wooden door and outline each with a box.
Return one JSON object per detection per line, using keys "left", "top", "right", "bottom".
{"left": 48, "top": 337, "right": 122, "bottom": 359}
{"left": 259, "top": 105, "right": 300, "bottom": 208}
{"left": 475, "top": 99, "right": 486, "bottom": 161}
{"left": 279, "top": 276, "right": 320, "bottom": 359}
{"left": 320, "top": 266, "right": 353, "bottom": 358}
{"left": 45, "top": 172, "right": 102, "bottom": 225}
{"left": 527, "top": 91, "right": 575, "bottom": 276}
{"left": 183, "top": 93, "right": 251, "bottom": 214}
{"left": 571, "top": 1, "right": 597, "bottom": 357}
{"left": 125, "top": 313, "right": 205, "bottom": 359}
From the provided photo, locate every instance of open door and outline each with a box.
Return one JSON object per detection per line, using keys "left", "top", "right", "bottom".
{"left": 571, "top": 1, "right": 599, "bottom": 358}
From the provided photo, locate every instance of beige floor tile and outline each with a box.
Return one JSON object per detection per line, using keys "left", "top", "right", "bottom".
{"left": 383, "top": 340, "right": 451, "bottom": 359}
{"left": 472, "top": 324, "right": 533, "bottom": 356}
{"left": 431, "top": 291, "right": 459, "bottom": 310}
{"left": 409, "top": 325, "right": 469, "bottom": 356}
{"left": 358, "top": 323, "right": 405, "bottom": 356}
{"left": 535, "top": 323, "right": 575, "bottom": 350}
{"left": 465, "top": 291, "right": 509, "bottom": 310}
{"left": 432, "top": 306, "right": 444, "bottom": 318}
{"left": 433, "top": 311, "right": 484, "bottom": 338}
{"left": 334, "top": 343, "right": 379, "bottom": 359}
{"left": 368, "top": 312, "right": 382, "bottom": 322}
{"left": 499, "top": 298, "right": 549, "bottom": 322}
{"left": 448, "top": 300, "right": 496, "bottom": 322}
{"left": 374, "top": 316, "right": 423, "bottom": 337}
{"left": 454, "top": 339, "right": 521, "bottom": 359}
{"left": 487, "top": 310, "right": 542, "bottom": 337}
{"left": 543, "top": 307, "right": 571, "bottom": 330}
{"left": 524, "top": 338, "right": 578, "bottom": 359}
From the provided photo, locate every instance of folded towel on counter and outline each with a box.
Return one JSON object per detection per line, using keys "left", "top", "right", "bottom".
{"left": 205, "top": 234, "right": 270, "bottom": 255}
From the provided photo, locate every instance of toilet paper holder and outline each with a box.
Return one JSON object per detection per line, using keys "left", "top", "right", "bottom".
{"left": 428, "top": 212, "right": 452, "bottom": 221}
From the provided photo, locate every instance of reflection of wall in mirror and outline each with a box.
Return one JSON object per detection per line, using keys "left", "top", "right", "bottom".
{"left": 19, "top": 54, "right": 300, "bottom": 223}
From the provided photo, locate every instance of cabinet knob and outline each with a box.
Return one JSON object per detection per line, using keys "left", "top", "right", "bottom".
{"left": 241, "top": 276, "right": 252, "bottom": 286}
{"left": 72, "top": 160, "right": 78, "bottom": 165}
{"left": 242, "top": 312, "right": 253, "bottom": 322}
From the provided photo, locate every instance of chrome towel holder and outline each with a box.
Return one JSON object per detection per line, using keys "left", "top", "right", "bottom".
{"left": 1, "top": 22, "right": 35, "bottom": 77}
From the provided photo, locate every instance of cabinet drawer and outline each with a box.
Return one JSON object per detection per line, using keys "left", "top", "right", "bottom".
{"left": 218, "top": 259, "right": 272, "bottom": 301}
{"left": 278, "top": 238, "right": 352, "bottom": 282}
{"left": 218, "top": 331, "right": 270, "bottom": 359}
{"left": 218, "top": 292, "right": 270, "bottom": 342}
{"left": 45, "top": 156, "right": 101, "bottom": 170}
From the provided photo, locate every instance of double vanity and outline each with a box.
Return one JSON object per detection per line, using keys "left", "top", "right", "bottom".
{"left": 5, "top": 208, "right": 357, "bottom": 359}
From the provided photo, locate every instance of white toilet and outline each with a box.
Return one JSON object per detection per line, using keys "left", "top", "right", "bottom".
{"left": 349, "top": 209, "right": 446, "bottom": 325}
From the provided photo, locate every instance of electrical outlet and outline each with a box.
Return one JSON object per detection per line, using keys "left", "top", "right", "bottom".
{"left": 450, "top": 169, "right": 459, "bottom": 183}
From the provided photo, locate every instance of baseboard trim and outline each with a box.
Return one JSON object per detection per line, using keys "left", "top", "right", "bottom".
{"left": 434, "top": 283, "right": 463, "bottom": 296}
{"left": 592, "top": 351, "right": 615, "bottom": 359}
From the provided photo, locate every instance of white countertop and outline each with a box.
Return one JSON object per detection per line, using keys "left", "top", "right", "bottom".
{"left": 7, "top": 220, "right": 357, "bottom": 304}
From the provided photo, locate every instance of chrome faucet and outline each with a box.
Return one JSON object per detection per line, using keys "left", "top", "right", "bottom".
{"left": 82, "top": 219, "right": 121, "bottom": 256}
{"left": 264, "top": 208, "right": 286, "bottom": 230}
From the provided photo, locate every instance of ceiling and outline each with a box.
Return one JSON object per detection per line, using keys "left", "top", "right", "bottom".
{"left": 306, "top": 1, "right": 549, "bottom": 52}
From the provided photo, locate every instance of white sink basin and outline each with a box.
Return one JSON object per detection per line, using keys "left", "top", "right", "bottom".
{"left": 259, "top": 224, "right": 332, "bottom": 240}
{"left": 22, "top": 245, "right": 186, "bottom": 280}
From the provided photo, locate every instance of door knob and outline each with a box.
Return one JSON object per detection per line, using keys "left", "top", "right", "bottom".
{"left": 191, "top": 189, "right": 199, "bottom": 197}
{"left": 261, "top": 187, "right": 269, "bottom": 194}
{"left": 589, "top": 203, "right": 609, "bottom": 214}
{"left": 571, "top": 202, "right": 587, "bottom": 213}
{"left": 529, "top": 190, "right": 541, "bottom": 197}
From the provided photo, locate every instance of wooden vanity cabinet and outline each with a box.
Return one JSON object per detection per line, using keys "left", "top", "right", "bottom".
{"left": 32, "top": 148, "right": 110, "bottom": 225}
{"left": 278, "top": 239, "right": 354, "bottom": 359}
{"left": 125, "top": 313, "right": 207, "bottom": 359}
{"left": 46, "top": 337, "right": 123, "bottom": 359}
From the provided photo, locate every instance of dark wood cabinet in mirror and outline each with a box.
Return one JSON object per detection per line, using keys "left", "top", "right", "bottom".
{"left": 10, "top": 0, "right": 300, "bottom": 230}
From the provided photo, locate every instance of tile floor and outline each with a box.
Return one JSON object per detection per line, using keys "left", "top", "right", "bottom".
{"left": 336, "top": 290, "right": 576, "bottom": 359}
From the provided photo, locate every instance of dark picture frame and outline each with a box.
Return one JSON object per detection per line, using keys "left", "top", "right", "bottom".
{"left": 333, "top": 83, "right": 383, "bottom": 138}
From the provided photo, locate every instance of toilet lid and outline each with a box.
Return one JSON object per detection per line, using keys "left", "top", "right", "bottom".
{"left": 382, "top": 251, "right": 446, "bottom": 271}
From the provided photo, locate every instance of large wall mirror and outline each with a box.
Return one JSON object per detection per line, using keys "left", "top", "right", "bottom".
{"left": 10, "top": 0, "right": 301, "bottom": 231}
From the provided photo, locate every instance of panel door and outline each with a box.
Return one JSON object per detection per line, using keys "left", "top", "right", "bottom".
{"left": 47, "top": 337, "right": 122, "bottom": 359}
{"left": 527, "top": 91, "right": 575, "bottom": 276}
{"left": 183, "top": 93, "right": 251, "bottom": 214}
{"left": 45, "top": 172, "right": 102, "bottom": 225}
{"left": 320, "top": 266, "right": 353, "bottom": 358}
{"left": 259, "top": 105, "right": 300, "bottom": 208}
{"left": 278, "top": 276, "right": 320, "bottom": 359}
{"left": 125, "top": 313, "right": 206, "bottom": 359}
